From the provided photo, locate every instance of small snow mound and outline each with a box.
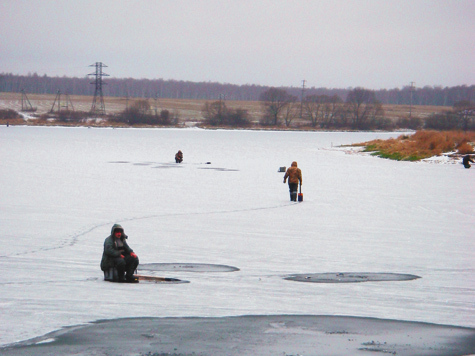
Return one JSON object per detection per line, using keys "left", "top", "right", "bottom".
{"left": 324, "top": 146, "right": 366, "bottom": 155}
{"left": 420, "top": 152, "right": 459, "bottom": 164}
{"left": 35, "top": 338, "right": 55, "bottom": 344}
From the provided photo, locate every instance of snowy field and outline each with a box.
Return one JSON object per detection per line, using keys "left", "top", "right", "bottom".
{"left": 0, "top": 126, "right": 474, "bottom": 347}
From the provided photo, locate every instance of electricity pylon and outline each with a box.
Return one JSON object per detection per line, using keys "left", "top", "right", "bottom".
{"left": 89, "top": 62, "right": 109, "bottom": 115}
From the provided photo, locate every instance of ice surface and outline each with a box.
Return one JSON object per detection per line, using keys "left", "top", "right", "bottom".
{"left": 0, "top": 126, "right": 474, "bottom": 346}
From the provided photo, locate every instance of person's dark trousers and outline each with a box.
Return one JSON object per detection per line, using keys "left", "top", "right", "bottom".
{"left": 113, "top": 255, "right": 139, "bottom": 280}
{"left": 288, "top": 183, "right": 298, "bottom": 201}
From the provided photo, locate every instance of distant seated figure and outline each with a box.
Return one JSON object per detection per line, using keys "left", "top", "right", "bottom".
{"left": 101, "top": 224, "right": 139, "bottom": 283}
{"left": 175, "top": 150, "right": 183, "bottom": 163}
{"left": 462, "top": 154, "right": 474, "bottom": 168}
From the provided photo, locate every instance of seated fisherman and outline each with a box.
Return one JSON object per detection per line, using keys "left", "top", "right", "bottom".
{"left": 101, "top": 224, "right": 139, "bottom": 283}
{"left": 175, "top": 150, "right": 183, "bottom": 163}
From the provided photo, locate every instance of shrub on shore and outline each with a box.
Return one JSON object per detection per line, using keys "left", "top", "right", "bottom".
{"left": 0, "top": 109, "right": 22, "bottom": 120}
{"left": 357, "top": 130, "right": 475, "bottom": 161}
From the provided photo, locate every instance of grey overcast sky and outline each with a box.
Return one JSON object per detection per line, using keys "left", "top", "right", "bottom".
{"left": 1, "top": 0, "right": 474, "bottom": 89}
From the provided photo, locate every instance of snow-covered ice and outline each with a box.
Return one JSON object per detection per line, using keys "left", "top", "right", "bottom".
{"left": 0, "top": 126, "right": 473, "bottom": 346}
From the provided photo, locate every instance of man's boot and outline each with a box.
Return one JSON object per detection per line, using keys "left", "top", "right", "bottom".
{"left": 126, "top": 274, "right": 139, "bottom": 283}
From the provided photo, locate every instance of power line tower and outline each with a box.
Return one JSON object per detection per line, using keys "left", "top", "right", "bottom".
{"left": 218, "top": 94, "right": 226, "bottom": 117}
{"left": 50, "top": 90, "right": 63, "bottom": 113}
{"left": 154, "top": 92, "right": 160, "bottom": 116}
{"left": 50, "top": 90, "right": 74, "bottom": 113}
{"left": 20, "top": 89, "right": 37, "bottom": 112}
{"left": 88, "top": 62, "right": 109, "bottom": 115}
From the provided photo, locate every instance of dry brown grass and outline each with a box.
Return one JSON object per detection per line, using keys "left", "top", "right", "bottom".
{"left": 357, "top": 130, "right": 475, "bottom": 160}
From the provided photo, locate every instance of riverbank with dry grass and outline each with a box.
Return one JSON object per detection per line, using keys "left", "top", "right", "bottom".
{"left": 353, "top": 130, "right": 475, "bottom": 161}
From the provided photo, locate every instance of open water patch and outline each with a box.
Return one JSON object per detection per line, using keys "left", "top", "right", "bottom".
{"left": 139, "top": 263, "right": 240, "bottom": 273}
{"left": 198, "top": 167, "right": 239, "bottom": 172}
{"left": 284, "top": 272, "right": 421, "bottom": 283}
{"left": 152, "top": 165, "right": 183, "bottom": 169}
{"left": 135, "top": 275, "right": 189, "bottom": 284}
{"left": 2, "top": 315, "right": 474, "bottom": 356}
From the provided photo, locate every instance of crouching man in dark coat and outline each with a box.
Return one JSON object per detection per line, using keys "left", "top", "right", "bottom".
{"left": 101, "top": 224, "right": 139, "bottom": 283}
{"left": 463, "top": 154, "right": 474, "bottom": 168}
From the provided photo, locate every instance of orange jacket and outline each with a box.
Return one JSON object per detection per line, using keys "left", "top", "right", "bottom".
{"left": 284, "top": 161, "right": 302, "bottom": 185}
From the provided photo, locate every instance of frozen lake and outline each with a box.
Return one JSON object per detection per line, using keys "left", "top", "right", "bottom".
{"left": 0, "top": 126, "right": 474, "bottom": 346}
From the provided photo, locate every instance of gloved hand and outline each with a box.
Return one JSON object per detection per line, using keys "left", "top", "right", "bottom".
{"left": 283, "top": 179, "right": 286, "bottom": 183}
{"left": 120, "top": 254, "right": 125, "bottom": 258}
{"left": 130, "top": 252, "right": 137, "bottom": 258}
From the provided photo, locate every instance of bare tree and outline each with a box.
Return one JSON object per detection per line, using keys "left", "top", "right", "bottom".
{"left": 283, "top": 101, "right": 299, "bottom": 127}
{"left": 303, "top": 94, "right": 343, "bottom": 128}
{"left": 321, "top": 95, "right": 343, "bottom": 128}
{"left": 346, "top": 88, "right": 384, "bottom": 129}
{"left": 303, "top": 94, "right": 324, "bottom": 127}
{"left": 202, "top": 100, "right": 250, "bottom": 127}
{"left": 133, "top": 99, "right": 151, "bottom": 115}
{"left": 259, "top": 88, "right": 296, "bottom": 126}
{"left": 202, "top": 100, "right": 227, "bottom": 126}
{"left": 454, "top": 100, "right": 475, "bottom": 131}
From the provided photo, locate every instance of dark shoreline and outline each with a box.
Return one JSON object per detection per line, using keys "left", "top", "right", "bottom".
{"left": 2, "top": 315, "right": 475, "bottom": 356}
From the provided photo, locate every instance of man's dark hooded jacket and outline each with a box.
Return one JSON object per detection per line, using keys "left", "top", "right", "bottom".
{"left": 100, "top": 224, "right": 134, "bottom": 271}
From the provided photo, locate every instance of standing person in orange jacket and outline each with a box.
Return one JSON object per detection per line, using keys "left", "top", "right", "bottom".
{"left": 283, "top": 161, "right": 302, "bottom": 202}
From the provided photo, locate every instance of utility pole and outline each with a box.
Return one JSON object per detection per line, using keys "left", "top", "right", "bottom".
{"left": 409, "top": 81, "right": 415, "bottom": 119}
{"left": 123, "top": 92, "right": 129, "bottom": 110}
{"left": 64, "top": 92, "right": 74, "bottom": 112}
{"left": 154, "top": 92, "right": 160, "bottom": 116}
{"left": 50, "top": 90, "right": 61, "bottom": 113}
{"left": 20, "top": 89, "right": 37, "bottom": 112}
{"left": 88, "top": 62, "right": 109, "bottom": 115}
{"left": 50, "top": 90, "right": 74, "bottom": 113}
{"left": 219, "top": 94, "right": 226, "bottom": 116}
{"left": 300, "top": 80, "right": 306, "bottom": 118}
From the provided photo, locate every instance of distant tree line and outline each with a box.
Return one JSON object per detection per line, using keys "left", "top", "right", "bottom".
{"left": 255, "top": 87, "right": 387, "bottom": 130}
{"left": 255, "top": 87, "right": 474, "bottom": 130}
{"left": 1, "top": 72, "right": 474, "bottom": 106}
